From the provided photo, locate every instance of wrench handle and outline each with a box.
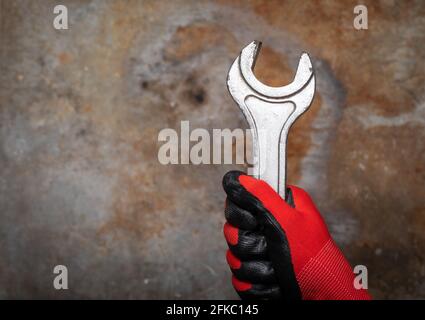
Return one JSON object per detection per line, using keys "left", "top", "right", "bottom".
{"left": 245, "top": 97, "right": 295, "bottom": 199}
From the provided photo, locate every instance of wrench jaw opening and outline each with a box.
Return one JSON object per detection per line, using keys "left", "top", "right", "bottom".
{"left": 227, "top": 41, "right": 316, "bottom": 199}
{"left": 238, "top": 41, "right": 314, "bottom": 98}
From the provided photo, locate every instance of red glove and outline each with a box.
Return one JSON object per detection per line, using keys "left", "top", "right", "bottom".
{"left": 223, "top": 171, "right": 371, "bottom": 300}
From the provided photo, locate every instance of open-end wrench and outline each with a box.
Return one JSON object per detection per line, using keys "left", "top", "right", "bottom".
{"left": 227, "top": 41, "right": 316, "bottom": 199}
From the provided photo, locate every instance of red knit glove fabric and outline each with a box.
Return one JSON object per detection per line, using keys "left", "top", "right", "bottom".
{"left": 223, "top": 171, "right": 371, "bottom": 300}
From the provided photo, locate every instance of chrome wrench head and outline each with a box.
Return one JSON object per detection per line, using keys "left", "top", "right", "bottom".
{"left": 227, "top": 41, "right": 316, "bottom": 199}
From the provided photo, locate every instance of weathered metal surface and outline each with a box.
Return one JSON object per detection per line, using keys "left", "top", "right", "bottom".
{"left": 1, "top": 0, "right": 424, "bottom": 299}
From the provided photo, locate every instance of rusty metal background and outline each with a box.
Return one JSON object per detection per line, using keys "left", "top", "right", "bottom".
{"left": 1, "top": 0, "right": 424, "bottom": 299}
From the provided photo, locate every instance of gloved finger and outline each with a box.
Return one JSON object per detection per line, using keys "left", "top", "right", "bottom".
{"left": 225, "top": 198, "right": 258, "bottom": 231}
{"left": 223, "top": 170, "right": 296, "bottom": 216}
{"left": 223, "top": 222, "right": 268, "bottom": 260}
{"left": 226, "top": 250, "right": 277, "bottom": 284}
{"left": 223, "top": 171, "right": 301, "bottom": 245}
{"left": 231, "top": 276, "right": 282, "bottom": 300}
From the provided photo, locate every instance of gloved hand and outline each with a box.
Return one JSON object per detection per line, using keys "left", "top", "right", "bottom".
{"left": 222, "top": 170, "right": 371, "bottom": 300}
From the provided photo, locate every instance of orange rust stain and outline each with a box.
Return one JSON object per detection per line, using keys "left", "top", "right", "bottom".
{"left": 97, "top": 171, "right": 176, "bottom": 241}
{"left": 253, "top": 0, "right": 420, "bottom": 116}
{"left": 58, "top": 52, "right": 72, "bottom": 64}
{"left": 130, "top": 127, "right": 160, "bottom": 162}
{"left": 164, "top": 23, "right": 238, "bottom": 61}
{"left": 81, "top": 104, "right": 93, "bottom": 113}
{"left": 253, "top": 46, "right": 294, "bottom": 86}
{"left": 218, "top": 0, "right": 421, "bottom": 116}
{"left": 408, "top": 206, "right": 425, "bottom": 241}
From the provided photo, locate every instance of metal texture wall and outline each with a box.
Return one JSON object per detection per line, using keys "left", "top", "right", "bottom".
{"left": 1, "top": 0, "right": 424, "bottom": 299}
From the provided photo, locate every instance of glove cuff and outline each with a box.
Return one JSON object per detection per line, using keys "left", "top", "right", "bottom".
{"left": 297, "top": 239, "right": 371, "bottom": 300}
